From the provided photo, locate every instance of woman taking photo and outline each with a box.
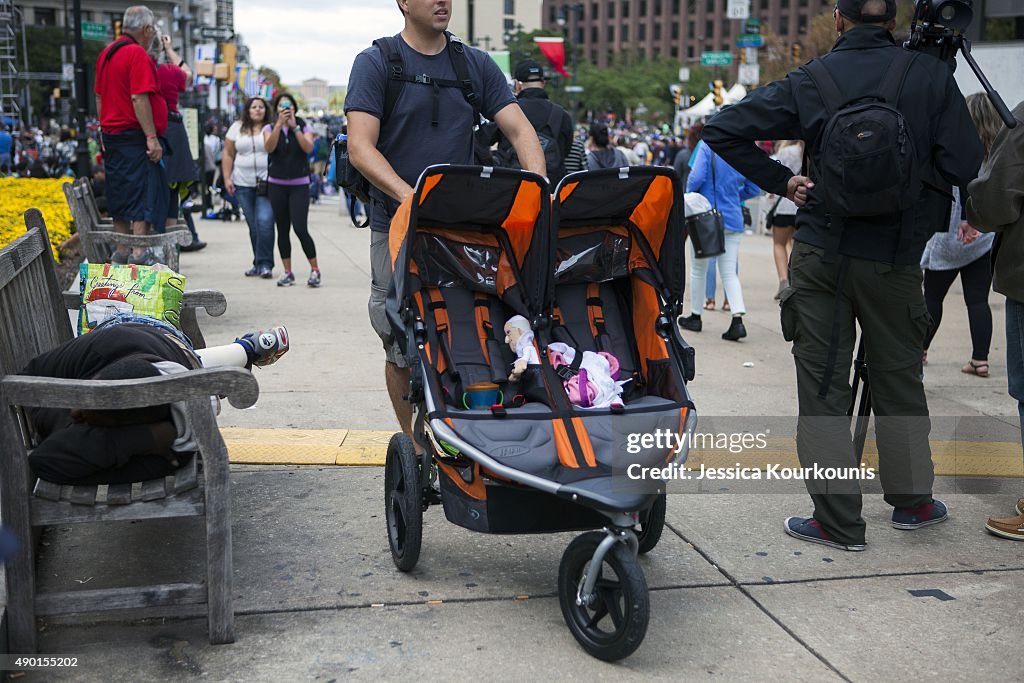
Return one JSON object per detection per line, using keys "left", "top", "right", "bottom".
{"left": 263, "top": 93, "right": 320, "bottom": 288}
{"left": 224, "top": 96, "right": 274, "bottom": 278}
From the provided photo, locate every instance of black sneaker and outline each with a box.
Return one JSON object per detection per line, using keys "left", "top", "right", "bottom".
{"left": 277, "top": 272, "right": 295, "bottom": 287}
{"left": 891, "top": 499, "right": 948, "bottom": 530}
{"left": 678, "top": 313, "right": 702, "bottom": 332}
{"left": 784, "top": 516, "right": 866, "bottom": 552}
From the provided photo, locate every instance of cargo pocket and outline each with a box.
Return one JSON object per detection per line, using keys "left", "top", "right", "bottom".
{"left": 909, "top": 301, "right": 932, "bottom": 347}
{"left": 779, "top": 286, "right": 799, "bottom": 342}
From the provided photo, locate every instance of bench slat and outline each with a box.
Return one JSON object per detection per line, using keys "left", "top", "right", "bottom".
{"left": 105, "top": 483, "right": 132, "bottom": 505}
{"left": 32, "top": 480, "right": 62, "bottom": 501}
{"left": 68, "top": 486, "right": 98, "bottom": 506}
{"left": 35, "top": 582, "right": 207, "bottom": 616}
{"left": 30, "top": 487, "right": 205, "bottom": 526}
{"left": 139, "top": 478, "right": 167, "bottom": 501}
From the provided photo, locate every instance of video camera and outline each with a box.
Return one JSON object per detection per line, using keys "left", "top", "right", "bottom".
{"left": 904, "top": 0, "right": 1017, "bottom": 127}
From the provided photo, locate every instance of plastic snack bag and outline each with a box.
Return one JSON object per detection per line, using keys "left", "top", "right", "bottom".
{"left": 78, "top": 263, "right": 186, "bottom": 335}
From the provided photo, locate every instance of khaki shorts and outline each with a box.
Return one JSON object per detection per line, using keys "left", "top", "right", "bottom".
{"left": 369, "top": 229, "right": 407, "bottom": 367}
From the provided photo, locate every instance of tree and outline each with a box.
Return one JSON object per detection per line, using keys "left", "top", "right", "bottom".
{"left": 19, "top": 26, "right": 106, "bottom": 125}
{"left": 258, "top": 66, "right": 284, "bottom": 94}
{"left": 326, "top": 90, "right": 346, "bottom": 114}
{"left": 806, "top": 1, "right": 917, "bottom": 59}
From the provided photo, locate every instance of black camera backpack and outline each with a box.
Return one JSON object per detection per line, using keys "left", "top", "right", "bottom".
{"left": 802, "top": 49, "right": 922, "bottom": 249}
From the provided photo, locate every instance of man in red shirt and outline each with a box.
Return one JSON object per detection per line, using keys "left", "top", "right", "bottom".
{"left": 95, "top": 6, "right": 168, "bottom": 263}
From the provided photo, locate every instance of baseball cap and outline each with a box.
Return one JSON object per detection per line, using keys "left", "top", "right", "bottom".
{"left": 514, "top": 59, "right": 545, "bottom": 83}
{"left": 836, "top": 0, "right": 897, "bottom": 23}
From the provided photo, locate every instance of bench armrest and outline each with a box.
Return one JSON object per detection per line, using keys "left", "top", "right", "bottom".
{"left": 62, "top": 289, "right": 227, "bottom": 317}
{"left": 1, "top": 367, "right": 258, "bottom": 411}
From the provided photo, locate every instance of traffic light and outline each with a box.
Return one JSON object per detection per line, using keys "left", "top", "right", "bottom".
{"left": 113, "top": 19, "right": 122, "bottom": 39}
{"left": 712, "top": 79, "right": 724, "bottom": 106}
{"left": 791, "top": 42, "right": 802, "bottom": 62}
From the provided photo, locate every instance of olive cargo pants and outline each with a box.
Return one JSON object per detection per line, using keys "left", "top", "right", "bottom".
{"left": 781, "top": 242, "right": 935, "bottom": 545}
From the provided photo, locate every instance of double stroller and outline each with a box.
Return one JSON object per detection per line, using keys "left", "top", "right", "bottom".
{"left": 384, "top": 165, "right": 698, "bottom": 660}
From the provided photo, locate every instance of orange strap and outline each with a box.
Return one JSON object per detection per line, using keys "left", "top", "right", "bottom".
{"left": 424, "top": 288, "right": 451, "bottom": 376}
{"left": 474, "top": 294, "right": 492, "bottom": 366}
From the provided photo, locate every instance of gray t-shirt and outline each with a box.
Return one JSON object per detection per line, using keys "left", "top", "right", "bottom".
{"left": 344, "top": 35, "right": 516, "bottom": 231}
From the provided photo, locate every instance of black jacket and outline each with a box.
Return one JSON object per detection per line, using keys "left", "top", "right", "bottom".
{"left": 703, "top": 26, "right": 984, "bottom": 265}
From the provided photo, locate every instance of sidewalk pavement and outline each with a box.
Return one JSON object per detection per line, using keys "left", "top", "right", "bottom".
{"left": 17, "top": 195, "right": 1024, "bottom": 680}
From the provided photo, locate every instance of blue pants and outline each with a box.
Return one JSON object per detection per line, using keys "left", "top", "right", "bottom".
{"left": 1006, "top": 298, "right": 1024, "bottom": 445}
{"left": 235, "top": 185, "right": 275, "bottom": 270}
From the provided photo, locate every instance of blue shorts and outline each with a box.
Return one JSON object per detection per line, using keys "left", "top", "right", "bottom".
{"left": 102, "top": 130, "right": 169, "bottom": 224}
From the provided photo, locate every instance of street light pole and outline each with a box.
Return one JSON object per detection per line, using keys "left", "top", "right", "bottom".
{"left": 71, "top": 0, "right": 91, "bottom": 177}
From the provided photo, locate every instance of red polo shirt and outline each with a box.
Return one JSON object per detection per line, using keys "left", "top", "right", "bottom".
{"left": 95, "top": 37, "right": 168, "bottom": 135}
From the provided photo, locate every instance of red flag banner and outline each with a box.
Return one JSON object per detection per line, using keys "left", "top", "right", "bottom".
{"left": 534, "top": 37, "right": 569, "bottom": 78}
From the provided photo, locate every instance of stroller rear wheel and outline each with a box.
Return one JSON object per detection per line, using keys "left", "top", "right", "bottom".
{"left": 385, "top": 433, "right": 423, "bottom": 572}
{"left": 558, "top": 531, "right": 649, "bottom": 661}
{"left": 637, "top": 494, "right": 667, "bottom": 555}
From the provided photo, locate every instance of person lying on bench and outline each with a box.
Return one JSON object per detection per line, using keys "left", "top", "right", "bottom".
{"left": 20, "top": 313, "right": 288, "bottom": 486}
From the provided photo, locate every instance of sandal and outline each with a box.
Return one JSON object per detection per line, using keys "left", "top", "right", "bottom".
{"left": 962, "top": 360, "right": 990, "bottom": 377}
{"left": 723, "top": 300, "right": 731, "bottom": 312}
{"left": 704, "top": 298, "right": 716, "bottom": 311}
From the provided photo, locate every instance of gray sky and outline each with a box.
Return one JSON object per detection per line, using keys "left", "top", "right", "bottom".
{"left": 235, "top": 1, "right": 401, "bottom": 87}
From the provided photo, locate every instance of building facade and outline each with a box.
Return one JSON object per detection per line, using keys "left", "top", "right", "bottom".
{"left": 541, "top": 0, "right": 829, "bottom": 68}
{"left": 448, "top": 0, "right": 545, "bottom": 50}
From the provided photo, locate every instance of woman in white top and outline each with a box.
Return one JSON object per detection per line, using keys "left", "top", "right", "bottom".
{"left": 769, "top": 140, "right": 803, "bottom": 298}
{"left": 223, "top": 97, "right": 274, "bottom": 278}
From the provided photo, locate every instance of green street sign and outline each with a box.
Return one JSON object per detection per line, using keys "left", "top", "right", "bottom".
{"left": 701, "top": 51, "right": 733, "bottom": 66}
{"left": 81, "top": 21, "right": 109, "bottom": 41}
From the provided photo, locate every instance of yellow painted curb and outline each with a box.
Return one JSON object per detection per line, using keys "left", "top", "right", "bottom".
{"left": 223, "top": 429, "right": 1023, "bottom": 477}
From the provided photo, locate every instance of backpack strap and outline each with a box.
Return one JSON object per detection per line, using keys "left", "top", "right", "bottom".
{"left": 374, "top": 33, "right": 480, "bottom": 129}
{"left": 878, "top": 49, "right": 918, "bottom": 105}
{"left": 801, "top": 59, "right": 844, "bottom": 118}
{"left": 445, "top": 33, "right": 481, "bottom": 127}
{"left": 373, "top": 36, "right": 406, "bottom": 126}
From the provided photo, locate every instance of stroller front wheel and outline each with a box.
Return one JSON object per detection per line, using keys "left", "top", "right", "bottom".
{"left": 385, "top": 433, "right": 423, "bottom": 572}
{"left": 558, "top": 531, "right": 650, "bottom": 661}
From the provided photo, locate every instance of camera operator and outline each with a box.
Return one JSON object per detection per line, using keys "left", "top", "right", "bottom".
{"left": 702, "top": 0, "right": 984, "bottom": 551}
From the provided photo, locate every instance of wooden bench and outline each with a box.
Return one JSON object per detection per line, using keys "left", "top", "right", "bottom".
{"left": 0, "top": 210, "right": 259, "bottom": 652}
{"left": 63, "top": 178, "right": 193, "bottom": 273}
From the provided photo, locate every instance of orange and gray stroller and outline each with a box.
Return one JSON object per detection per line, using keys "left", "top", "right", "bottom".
{"left": 384, "top": 164, "right": 697, "bottom": 660}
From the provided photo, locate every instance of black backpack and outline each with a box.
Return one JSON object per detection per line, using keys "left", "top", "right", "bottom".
{"left": 492, "top": 104, "right": 565, "bottom": 183}
{"left": 331, "top": 32, "right": 481, "bottom": 226}
{"left": 801, "top": 49, "right": 921, "bottom": 247}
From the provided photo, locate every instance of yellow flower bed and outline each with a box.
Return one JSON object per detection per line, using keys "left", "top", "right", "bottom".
{"left": 0, "top": 177, "right": 75, "bottom": 262}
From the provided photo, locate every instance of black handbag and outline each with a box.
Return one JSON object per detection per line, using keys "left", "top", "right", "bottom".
{"left": 686, "top": 153, "right": 726, "bottom": 258}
